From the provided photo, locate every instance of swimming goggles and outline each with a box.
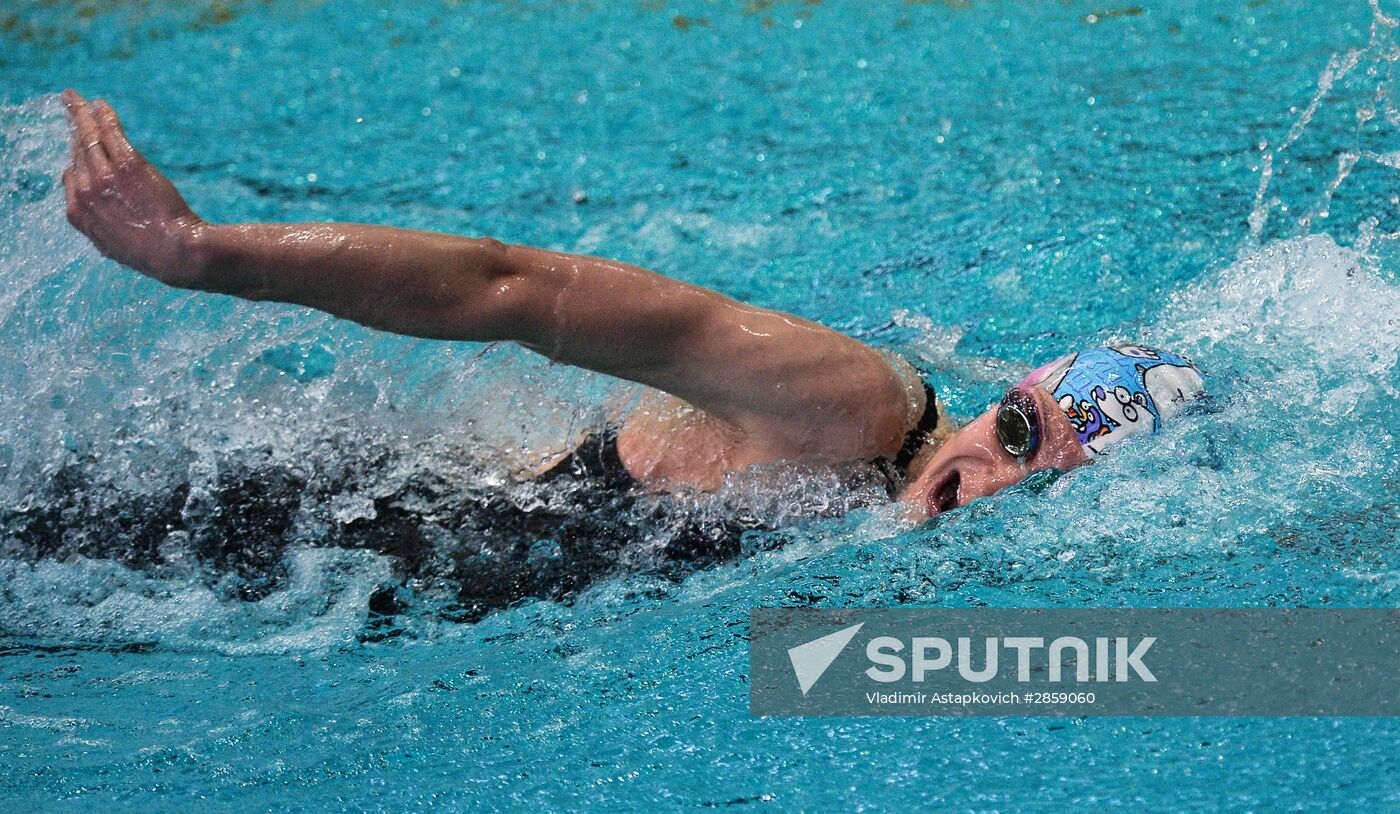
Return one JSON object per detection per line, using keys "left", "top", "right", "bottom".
{"left": 994, "top": 387, "right": 1041, "bottom": 461}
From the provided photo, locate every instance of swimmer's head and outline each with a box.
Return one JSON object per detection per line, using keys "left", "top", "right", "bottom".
{"left": 901, "top": 344, "right": 1205, "bottom": 518}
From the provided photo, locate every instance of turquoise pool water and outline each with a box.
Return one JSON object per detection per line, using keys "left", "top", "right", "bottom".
{"left": 3, "top": 0, "right": 1400, "bottom": 809}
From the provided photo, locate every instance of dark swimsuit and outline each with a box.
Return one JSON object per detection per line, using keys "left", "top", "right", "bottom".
{"left": 4, "top": 381, "right": 939, "bottom": 626}
{"left": 542, "top": 381, "right": 940, "bottom": 495}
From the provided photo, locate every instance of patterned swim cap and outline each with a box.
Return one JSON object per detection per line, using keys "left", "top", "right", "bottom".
{"left": 1020, "top": 345, "right": 1205, "bottom": 456}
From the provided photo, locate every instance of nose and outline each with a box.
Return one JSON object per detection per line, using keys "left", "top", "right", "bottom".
{"left": 941, "top": 416, "right": 1029, "bottom": 503}
{"left": 904, "top": 406, "right": 1033, "bottom": 515}
{"left": 902, "top": 386, "right": 1090, "bottom": 519}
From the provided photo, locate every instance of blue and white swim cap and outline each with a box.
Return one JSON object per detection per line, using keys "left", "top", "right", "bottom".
{"left": 1020, "top": 344, "right": 1205, "bottom": 456}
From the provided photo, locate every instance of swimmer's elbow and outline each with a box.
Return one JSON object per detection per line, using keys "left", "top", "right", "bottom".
{"left": 441, "top": 237, "right": 538, "bottom": 341}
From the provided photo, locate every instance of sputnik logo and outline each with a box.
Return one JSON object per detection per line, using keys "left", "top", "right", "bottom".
{"left": 787, "top": 623, "right": 864, "bottom": 695}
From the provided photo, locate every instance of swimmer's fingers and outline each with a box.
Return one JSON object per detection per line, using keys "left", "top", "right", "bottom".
{"left": 61, "top": 89, "right": 91, "bottom": 185}
{"left": 61, "top": 90, "right": 92, "bottom": 229}
{"left": 93, "top": 99, "right": 139, "bottom": 166}
{"left": 62, "top": 90, "right": 111, "bottom": 177}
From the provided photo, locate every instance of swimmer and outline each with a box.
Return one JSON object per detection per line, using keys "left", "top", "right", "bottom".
{"left": 58, "top": 90, "right": 1205, "bottom": 522}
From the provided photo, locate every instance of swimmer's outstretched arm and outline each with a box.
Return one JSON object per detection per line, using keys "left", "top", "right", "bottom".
{"left": 61, "top": 91, "right": 918, "bottom": 460}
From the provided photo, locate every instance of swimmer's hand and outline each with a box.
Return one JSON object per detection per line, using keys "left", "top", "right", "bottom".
{"left": 60, "top": 89, "right": 206, "bottom": 288}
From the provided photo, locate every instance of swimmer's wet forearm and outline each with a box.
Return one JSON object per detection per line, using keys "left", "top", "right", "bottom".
{"left": 188, "top": 222, "right": 525, "bottom": 340}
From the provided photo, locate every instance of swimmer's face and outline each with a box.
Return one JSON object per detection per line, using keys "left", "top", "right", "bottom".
{"left": 899, "top": 384, "right": 1089, "bottom": 518}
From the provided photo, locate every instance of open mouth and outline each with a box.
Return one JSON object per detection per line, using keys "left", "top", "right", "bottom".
{"left": 927, "top": 470, "right": 961, "bottom": 516}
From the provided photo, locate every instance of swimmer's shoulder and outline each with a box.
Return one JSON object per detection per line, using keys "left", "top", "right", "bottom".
{"left": 527, "top": 342, "right": 928, "bottom": 490}
{"left": 617, "top": 347, "right": 928, "bottom": 488}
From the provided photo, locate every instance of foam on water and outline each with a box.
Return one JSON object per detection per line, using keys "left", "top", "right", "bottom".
{"left": 0, "top": 546, "right": 393, "bottom": 655}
